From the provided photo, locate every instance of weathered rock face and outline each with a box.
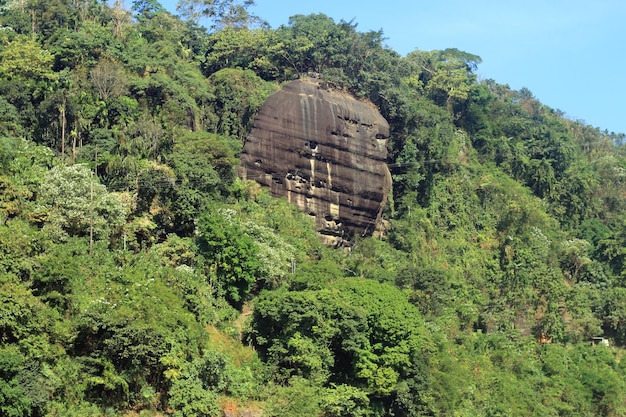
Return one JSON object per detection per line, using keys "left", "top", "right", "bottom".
{"left": 241, "top": 79, "right": 391, "bottom": 245}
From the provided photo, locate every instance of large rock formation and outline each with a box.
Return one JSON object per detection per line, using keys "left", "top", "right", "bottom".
{"left": 241, "top": 79, "right": 392, "bottom": 245}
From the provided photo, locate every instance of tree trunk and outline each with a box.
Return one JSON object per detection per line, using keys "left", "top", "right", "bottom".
{"left": 60, "top": 97, "right": 66, "bottom": 162}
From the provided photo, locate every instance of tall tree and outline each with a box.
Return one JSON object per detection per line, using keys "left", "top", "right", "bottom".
{"left": 177, "top": 0, "right": 263, "bottom": 29}
{"left": 0, "top": 35, "right": 55, "bottom": 84}
{"left": 131, "top": 0, "right": 164, "bottom": 21}
{"left": 406, "top": 48, "right": 481, "bottom": 111}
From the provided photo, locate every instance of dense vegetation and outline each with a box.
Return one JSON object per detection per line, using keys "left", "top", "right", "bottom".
{"left": 2, "top": 0, "right": 626, "bottom": 416}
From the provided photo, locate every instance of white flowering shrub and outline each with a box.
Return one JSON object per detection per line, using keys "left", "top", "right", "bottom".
{"left": 37, "top": 164, "right": 128, "bottom": 241}
{"left": 244, "top": 221, "right": 297, "bottom": 287}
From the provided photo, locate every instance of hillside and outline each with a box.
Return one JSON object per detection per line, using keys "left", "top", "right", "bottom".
{"left": 2, "top": 1, "right": 626, "bottom": 416}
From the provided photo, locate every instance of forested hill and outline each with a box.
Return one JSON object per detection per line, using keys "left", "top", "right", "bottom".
{"left": 3, "top": 1, "right": 626, "bottom": 416}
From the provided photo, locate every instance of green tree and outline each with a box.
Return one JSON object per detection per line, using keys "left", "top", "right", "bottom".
{"left": 0, "top": 138, "right": 52, "bottom": 222}
{"left": 208, "top": 67, "right": 277, "bottom": 140}
{"left": 29, "top": 0, "right": 85, "bottom": 38}
{"left": 406, "top": 48, "right": 481, "bottom": 110}
{"left": 248, "top": 278, "right": 432, "bottom": 413}
{"left": 0, "top": 35, "right": 56, "bottom": 85}
{"left": 67, "top": 247, "right": 208, "bottom": 409}
{"left": 177, "top": 0, "right": 262, "bottom": 29}
{"left": 132, "top": 0, "right": 164, "bottom": 21}
{"left": 52, "top": 21, "right": 119, "bottom": 69}
{"left": 202, "top": 26, "right": 274, "bottom": 76}
{"left": 320, "top": 384, "right": 370, "bottom": 417}
{"left": 0, "top": 346, "right": 32, "bottom": 417}
{"left": 196, "top": 208, "right": 261, "bottom": 308}
{"left": 0, "top": 274, "right": 62, "bottom": 416}
{"left": 166, "top": 131, "right": 240, "bottom": 234}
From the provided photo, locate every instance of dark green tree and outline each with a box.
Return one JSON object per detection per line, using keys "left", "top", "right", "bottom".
{"left": 248, "top": 278, "right": 433, "bottom": 414}
{"left": 196, "top": 208, "right": 261, "bottom": 308}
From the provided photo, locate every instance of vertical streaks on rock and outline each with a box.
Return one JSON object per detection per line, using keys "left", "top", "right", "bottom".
{"left": 241, "top": 79, "right": 391, "bottom": 245}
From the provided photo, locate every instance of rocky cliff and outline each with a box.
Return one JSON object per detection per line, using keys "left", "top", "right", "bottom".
{"left": 240, "top": 79, "right": 392, "bottom": 245}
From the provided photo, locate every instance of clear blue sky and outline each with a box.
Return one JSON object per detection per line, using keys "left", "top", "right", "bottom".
{"left": 160, "top": 0, "right": 626, "bottom": 135}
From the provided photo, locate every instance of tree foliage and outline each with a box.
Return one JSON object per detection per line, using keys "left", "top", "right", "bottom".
{"left": 196, "top": 208, "right": 261, "bottom": 307}
{"left": 1, "top": 2, "right": 626, "bottom": 416}
{"left": 248, "top": 279, "right": 432, "bottom": 413}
